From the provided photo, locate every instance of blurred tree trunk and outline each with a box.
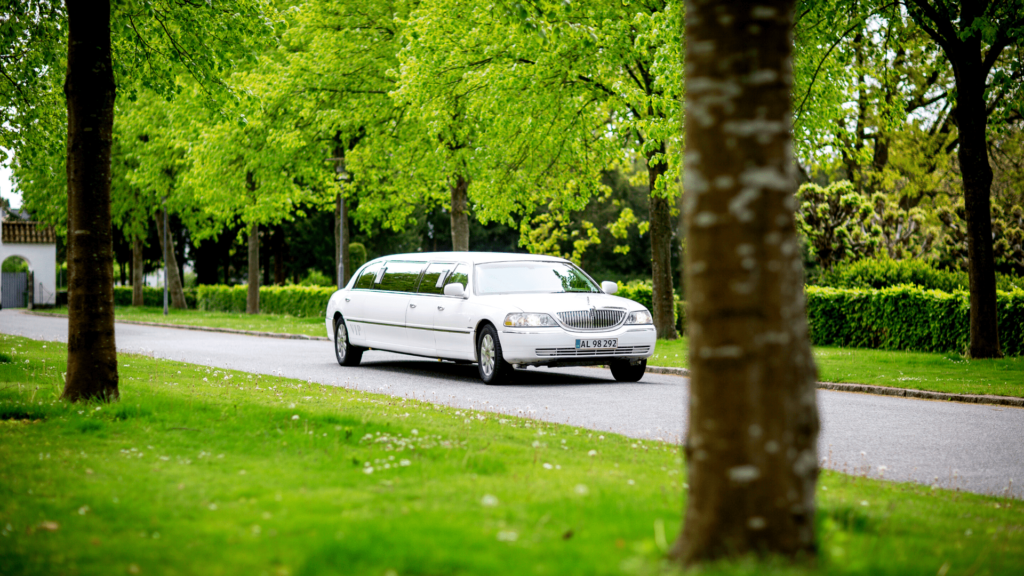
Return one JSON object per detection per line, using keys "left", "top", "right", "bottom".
{"left": 155, "top": 209, "right": 187, "bottom": 309}
{"left": 247, "top": 222, "right": 260, "bottom": 314}
{"left": 648, "top": 143, "right": 677, "bottom": 340}
{"left": 62, "top": 0, "right": 119, "bottom": 402}
{"left": 450, "top": 175, "right": 470, "bottom": 251}
{"left": 672, "top": 0, "right": 819, "bottom": 565}
{"left": 131, "top": 236, "right": 143, "bottom": 306}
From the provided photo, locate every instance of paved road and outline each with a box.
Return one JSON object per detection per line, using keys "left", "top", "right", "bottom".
{"left": 2, "top": 309, "right": 1022, "bottom": 498}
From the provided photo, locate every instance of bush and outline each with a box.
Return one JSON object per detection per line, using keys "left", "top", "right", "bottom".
{"left": 299, "top": 268, "right": 334, "bottom": 287}
{"left": 196, "top": 284, "right": 335, "bottom": 317}
{"left": 349, "top": 242, "right": 367, "bottom": 272}
{"left": 817, "top": 257, "right": 1024, "bottom": 292}
{"left": 113, "top": 286, "right": 197, "bottom": 308}
{"left": 615, "top": 280, "right": 682, "bottom": 332}
{"left": 805, "top": 285, "right": 1024, "bottom": 356}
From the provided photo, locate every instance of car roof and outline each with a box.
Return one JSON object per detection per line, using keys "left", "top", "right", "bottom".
{"left": 365, "top": 251, "right": 569, "bottom": 265}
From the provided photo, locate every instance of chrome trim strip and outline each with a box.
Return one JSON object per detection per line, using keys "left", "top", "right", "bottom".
{"left": 534, "top": 345, "right": 652, "bottom": 357}
{"left": 347, "top": 317, "right": 472, "bottom": 334}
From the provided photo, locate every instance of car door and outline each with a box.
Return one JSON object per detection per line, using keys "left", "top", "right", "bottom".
{"left": 405, "top": 262, "right": 456, "bottom": 356}
{"left": 434, "top": 264, "right": 476, "bottom": 361}
{"left": 370, "top": 261, "right": 425, "bottom": 350}
{"left": 342, "top": 262, "right": 382, "bottom": 346}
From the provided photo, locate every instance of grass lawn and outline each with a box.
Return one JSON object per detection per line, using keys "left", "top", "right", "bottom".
{"left": 35, "top": 306, "right": 327, "bottom": 338}
{"left": 652, "top": 338, "right": 1024, "bottom": 399}
{"left": 1, "top": 335, "right": 1022, "bottom": 575}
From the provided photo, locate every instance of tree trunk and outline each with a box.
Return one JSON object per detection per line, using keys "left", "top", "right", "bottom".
{"left": 953, "top": 60, "right": 1002, "bottom": 358}
{"left": 649, "top": 144, "right": 677, "bottom": 340}
{"left": 450, "top": 175, "right": 470, "bottom": 251}
{"left": 62, "top": 0, "right": 119, "bottom": 402}
{"left": 247, "top": 222, "right": 260, "bottom": 314}
{"left": 131, "top": 236, "right": 143, "bottom": 306}
{"left": 672, "top": 0, "right": 819, "bottom": 565}
{"left": 155, "top": 209, "right": 187, "bottom": 309}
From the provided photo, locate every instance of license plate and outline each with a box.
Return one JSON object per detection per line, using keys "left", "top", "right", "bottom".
{"left": 575, "top": 338, "right": 618, "bottom": 349}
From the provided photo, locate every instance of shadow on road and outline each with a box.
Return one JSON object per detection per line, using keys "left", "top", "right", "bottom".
{"left": 353, "top": 358, "right": 630, "bottom": 387}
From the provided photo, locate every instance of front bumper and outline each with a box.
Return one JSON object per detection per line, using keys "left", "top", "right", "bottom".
{"left": 499, "top": 324, "right": 656, "bottom": 366}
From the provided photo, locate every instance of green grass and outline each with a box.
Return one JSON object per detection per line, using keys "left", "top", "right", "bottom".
{"left": 2, "top": 335, "right": 1023, "bottom": 575}
{"left": 36, "top": 306, "right": 327, "bottom": 338}
{"left": 651, "top": 338, "right": 1024, "bottom": 398}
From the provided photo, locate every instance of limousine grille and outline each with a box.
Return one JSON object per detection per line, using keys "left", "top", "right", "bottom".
{"left": 557, "top": 308, "right": 626, "bottom": 330}
{"left": 535, "top": 346, "right": 651, "bottom": 357}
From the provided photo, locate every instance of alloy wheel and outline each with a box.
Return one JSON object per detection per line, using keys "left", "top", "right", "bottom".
{"left": 480, "top": 334, "right": 495, "bottom": 376}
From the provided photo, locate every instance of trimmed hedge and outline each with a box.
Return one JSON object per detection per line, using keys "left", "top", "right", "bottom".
{"left": 615, "top": 280, "right": 685, "bottom": 334}
{"left": 817, "top": 257, "right": 1024, "bottom": 292}
{"left": 196, "top": 285, "right": 335, "bottom": 317}
{"left": 113, "top": 286, "right": 197, "bottom": 308}
{"left": 805, "top": 285, "right": 1024, "bottom": 356}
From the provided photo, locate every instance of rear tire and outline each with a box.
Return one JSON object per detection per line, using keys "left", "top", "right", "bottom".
{"left": 477, "top": 324, "right": 512, "bottom": 385}
{"left": 334, "top": 318, "right": 364, "bottom": 366}
{"left": 610, "top": 359, "right": 646, "bottom": 382}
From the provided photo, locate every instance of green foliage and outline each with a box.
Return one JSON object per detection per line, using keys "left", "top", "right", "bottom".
{"left": 615, "top": 280, "right": 682, "bottom": 330}
{"left": 817, "top": 257, "right": 1024, "bottom": 293}
{"left": 113, "top": 287, "right": 197, "bottom": 309}
{"left": 939, "top": 202, "right": 1024, "bottom": 276}
{"left": 796, "top": 181, "right": 880, "bottom": 270}
{"left": 197, "top": 285, "right": 335, "bottom": 317}
{"left": 299, "top": 269, "right": 334, "bottom": 287}
{"left": 349, "top": 242, "right": 367, "bottom": 272}
{"left": 805, "top": 285, "right": 1024, "bottom": 357}
{"left": 1, "top": 257, "right": 29, "bottom": 273}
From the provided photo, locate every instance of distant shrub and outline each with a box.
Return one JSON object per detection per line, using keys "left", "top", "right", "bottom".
{"left": 816, "top": 257, "right": 1023, "bottom": 292}
{"left": 299, "top": 268, "right": 334, "bottom": 287}
{"left": 615, "top": 280, "right": 681, "bottom": 332}
{"left": 349, "top": 242, "right": 368, "bottom": 272}
{"left": 805, "top": 285, "right": 1023, "bottom": 356}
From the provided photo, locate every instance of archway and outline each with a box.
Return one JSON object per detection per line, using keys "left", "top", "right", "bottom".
{"left": 1, "top": 254, "right": 31, "bottom": 308}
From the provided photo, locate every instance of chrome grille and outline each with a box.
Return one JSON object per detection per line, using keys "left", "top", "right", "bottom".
{"left": 535, "top": 346, "right": 651, "bottom": 357}
{"left": 557, "top": 308, "right": 626, "bottom": 331}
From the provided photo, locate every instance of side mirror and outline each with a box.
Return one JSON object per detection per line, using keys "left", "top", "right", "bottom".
{"left": 601, "top": 281, "right": 618, "bottom": 295}
{"left": 443, "top": 282, "right": 466, "bottom": 298}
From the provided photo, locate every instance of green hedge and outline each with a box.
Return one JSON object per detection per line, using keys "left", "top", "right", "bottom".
{"left": 196, "top": 285, "right": 335, "bottom": 317}
{"left": 615, "top": 280, "right": 685, "bottom": 333}
{"left": 805, "top": 285, "right": 1024, "bottom": 356}
{"left": 817, "top": 257, "right": 1024, "bottom": 292}
{"left": 113, "top": 286, "right": 197, "bottom": 308}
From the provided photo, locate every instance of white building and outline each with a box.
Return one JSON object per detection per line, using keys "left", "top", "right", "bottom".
{"left": 0, "top": 208, "right": 58, "bottom": 308}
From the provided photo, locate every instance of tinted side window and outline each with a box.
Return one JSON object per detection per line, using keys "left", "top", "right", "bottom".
{"left": 444, "top": 264, "right": 469, "bottom": 293}
{"left": 378, "top": 261, "right": 425, "bottom": 292}
{"left": 418, "top": 262, "right": 455, "bottom": 295}
{"left": 354, "top": 263, "right": 381, "bottom": 290}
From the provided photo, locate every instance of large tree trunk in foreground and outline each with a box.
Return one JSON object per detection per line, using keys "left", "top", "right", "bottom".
{"left": 672, "top": 0, "right": 819, "bottom": 564}
{"left": 131, "top": 236, "right": 144, "bottom": 306}
{"left": 247, "top": 222, "right": 260, "bottom": 314}
{"left": 648, "top": 144, "right": 677, "bottom": 340}
{"left": 155, "top": 209, "right": 187, "bottom": 309}
{"left": 62, "top": 0, "right": 119, "bottom": 402}
{"left": 450, "top": 175, "right": 470, "bottom": 251}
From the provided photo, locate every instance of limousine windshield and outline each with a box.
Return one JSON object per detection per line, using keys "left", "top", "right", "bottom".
{"left": 476, "top": 261, "right": 600, "bottom": 295}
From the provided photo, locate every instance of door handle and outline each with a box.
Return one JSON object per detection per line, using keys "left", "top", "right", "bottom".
{"left": 437, "top": 306, "right": 444, "bottom": 311}
{"left": 409, "top": 303, "right": 417, "bottom": 309}
{"left": 344, "top": 298, "right": 351, "bottom": 302}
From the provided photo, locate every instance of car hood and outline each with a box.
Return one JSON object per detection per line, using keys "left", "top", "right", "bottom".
{"left": 472, "top": 292, "right": 644, "bottom": 315}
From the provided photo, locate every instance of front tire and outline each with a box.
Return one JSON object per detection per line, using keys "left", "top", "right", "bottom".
{"left": 610, "top": 359, "right": 646, "bottom": 382}
{"left": 334, "top": 318, "right": 363, "bottom": 366}
{"left": 477, "top": 324, "right": 512, "bottom": 385}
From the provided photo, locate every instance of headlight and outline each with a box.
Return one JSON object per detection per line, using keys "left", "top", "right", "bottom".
{"left": 626, "top": 310, "right": 653, "bottom": 325}
{"left": 503, "top": 313, "right": 558, "bottom": 327}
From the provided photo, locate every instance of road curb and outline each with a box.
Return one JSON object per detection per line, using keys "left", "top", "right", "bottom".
{"left": 641, "top": 364, "right": 1023, "bottom": 408}
{"left": 22, "top": 310, "right": 1022, "bottom": 407}
{"left": 22, "top": 311, "right": 330, "bottom": 342}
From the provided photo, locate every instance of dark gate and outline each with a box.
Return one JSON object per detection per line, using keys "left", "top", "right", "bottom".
{"left": 1, "top": 271, "right": 28, "bottom": 308}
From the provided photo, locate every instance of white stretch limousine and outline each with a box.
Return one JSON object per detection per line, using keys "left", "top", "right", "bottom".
{"left": 324, "top": 252, "right": 657, "bottom": 384}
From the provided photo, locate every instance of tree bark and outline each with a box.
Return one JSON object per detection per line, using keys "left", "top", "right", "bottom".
{"left": 131, "top": 236, "right": 144, "bottom": 306}
{"left": 62, "top": 0, "right": 119, "bottom": 402}
{"left": 450, "top": 175, "right": 470, "bottom": 251}
{"left": 155, "top": 209, "right": 187, "bottom": 309}
{"left": 672, "top": 0, "right": 819, "bottom": 565}
{"left": 649, "top": 144, "right": 678, "bottom": 340}
{"left": 247, "top": 222, "right": 260, "bottom": 314}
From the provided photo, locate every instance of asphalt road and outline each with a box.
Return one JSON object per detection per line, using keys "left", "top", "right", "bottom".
{"left": 2, "top": 309, "right": 1022, "bottom": 498}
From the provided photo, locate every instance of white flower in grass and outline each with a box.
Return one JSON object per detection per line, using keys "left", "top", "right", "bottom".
{"left": 363, "top": 467, "right": 374, "bottom": 474}
{"left": 627, "top": 479, "right": 635, "bottom": 485}
{"left": 588, "top": 450, "right": 597, "bottom": 457}
{"left": 481, "top": 494, "right": 499, "bottom": 507}
{"left": 291, "top": 415, "right": 299, "bottom": 421}
{"left": 542, "top": 463, "right": 553, "bottom": 470}
{"left": 496, "top": 531, "right": 518, "bottom": 542}
{"left": 860, "top": 500, "right": 869, "bottom": 506}
{"left": 208, "top": 503, "right": 218, "bottom": 510}
{"left": 399, "top": 459, "right": 411, "bottom": 467}
{"left": 574, "top": 484, "right": 589, "bottom": 496}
